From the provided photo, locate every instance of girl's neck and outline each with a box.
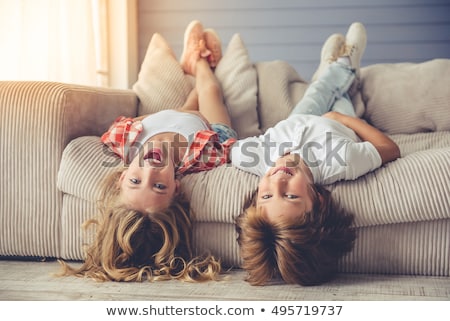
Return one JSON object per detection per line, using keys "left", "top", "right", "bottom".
{"left": 147, "top": 132, "right": 188, "bottom": 163}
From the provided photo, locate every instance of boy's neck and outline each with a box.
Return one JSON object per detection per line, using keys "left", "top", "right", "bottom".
{"left": 278, "top": 153, "right": 314, "bottom": 181}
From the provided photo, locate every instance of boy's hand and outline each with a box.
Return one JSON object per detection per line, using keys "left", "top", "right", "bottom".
{"left": 322, "top": 111, "right": 348, "bottom": 124}
{"left": 323, "top": 111, "right": 340, "bottom": 119}
{"left": 322, "top": 111, "right": 400, "bottom": 164}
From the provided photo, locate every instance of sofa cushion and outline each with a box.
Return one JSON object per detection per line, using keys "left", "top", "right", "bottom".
{"left": 329, "top": 141, "right": 450, "bottom": 228}
{"left": 57, "top": 136, "right": 116, "bottom": 202}
{"left": 58, "top": 131, "right": 450, "bottom": 226}
{"left": 132, "top": 33, "right": 260, "bottom": 139}
{"left": 194, "top": 219, "right": 450, "bottom": 275}
{"left": 57, "top": 134, "right": 450, "bottom": 277}
{"left": 58, "top": 133, "right": 450, "bottom": 276}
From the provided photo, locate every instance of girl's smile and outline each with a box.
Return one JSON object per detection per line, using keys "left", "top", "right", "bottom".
{"left": 119, "top": 133, "right": 186, "bottom": 213}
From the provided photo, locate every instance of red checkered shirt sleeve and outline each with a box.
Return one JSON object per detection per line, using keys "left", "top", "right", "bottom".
{"left": 100, "top": 116, "right": 143, "bottom": 161}
{"left": 177, "top": 130, "right": 237, "bottom": 175}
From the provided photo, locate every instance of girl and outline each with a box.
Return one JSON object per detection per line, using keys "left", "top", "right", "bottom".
{"left": 59, "top": 21, "right": 236, "bottom": 282}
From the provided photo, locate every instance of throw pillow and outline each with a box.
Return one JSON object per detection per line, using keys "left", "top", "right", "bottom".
{"left": 132, "top": 33, "right": 193, "bottom": 115}
{"left": 215, "top": 33, "right": 261, "bottom": 138}
{"left": 360, "top": 59, "right": 450, "bottom": 134}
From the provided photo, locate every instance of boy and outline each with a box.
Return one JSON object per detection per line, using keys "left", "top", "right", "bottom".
{"left": 232, "top": 23, "right": 400, "bottom": 285}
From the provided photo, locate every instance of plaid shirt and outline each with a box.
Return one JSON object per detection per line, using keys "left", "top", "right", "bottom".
{"left": 101, "top": 116, "right": 236, "bottom": 174}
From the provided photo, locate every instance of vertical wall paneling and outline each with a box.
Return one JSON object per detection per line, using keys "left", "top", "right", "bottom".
{"left": 137, "top": 0, "right": 450, "bottom": 81}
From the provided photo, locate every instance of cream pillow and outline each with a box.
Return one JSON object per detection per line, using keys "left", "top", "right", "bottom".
{"left": 132, "top": 32, "right": 260, "bottom": 138}
{"left": 215, "top": 33, "right": 261, "bottom": 138}
{"left": 132, "top": 33, "right": 193, "bottom": 115}
{"left": 255, "top": 60, "right": 309, "bottom": 132}
{"left": 360, "top": 59, "right": 450, "bottom": 134}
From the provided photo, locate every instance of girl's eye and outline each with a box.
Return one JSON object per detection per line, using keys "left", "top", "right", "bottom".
{"left": 261, "top": 194, "right": 272, "bottom": 199}
{"left": 286, "top": 194, "right": 298, "bottom": 199}
{"left": 130, "top": 178, "right": 140, "bottom": 184}
{"left": 154, "top": 183, "right": 166, "bottom": 190}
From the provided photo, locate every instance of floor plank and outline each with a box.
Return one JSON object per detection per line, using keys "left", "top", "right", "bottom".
{"left": 0, "top": 260, "right": 449, "bottom": 301}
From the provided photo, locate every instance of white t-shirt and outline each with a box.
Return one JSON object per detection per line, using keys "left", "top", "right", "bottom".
{"left": 231, "top": 114, "right": 382, "bottom": 185}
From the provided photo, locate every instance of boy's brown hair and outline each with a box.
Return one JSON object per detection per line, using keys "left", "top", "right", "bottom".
{"left": 235, "top": 185, "right": 356, "bottom": 286}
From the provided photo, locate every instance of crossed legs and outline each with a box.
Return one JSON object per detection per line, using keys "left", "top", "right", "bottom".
{"left": 179, "top": 21, "right": 231, "bottom": 128}
{"left": 289, "top": 22, "right": 367, "bottom": 118}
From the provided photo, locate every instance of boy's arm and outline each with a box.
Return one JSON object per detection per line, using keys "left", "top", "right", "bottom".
{"left": 323, "top": 111, "right": 400, "bottom": 164}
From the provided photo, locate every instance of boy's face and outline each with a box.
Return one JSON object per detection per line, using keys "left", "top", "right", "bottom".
{"left": 118, "top": 140, "right": 179, "bottom": 213}
{"left": 256, "top": 154, "right": 314, "bottom": 223}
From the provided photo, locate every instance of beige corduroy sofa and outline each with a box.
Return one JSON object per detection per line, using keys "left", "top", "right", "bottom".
{"left": 1, "top": 34, "right": 449, "bottom": 279}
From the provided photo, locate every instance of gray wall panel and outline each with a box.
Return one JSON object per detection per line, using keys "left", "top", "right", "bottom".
{"left": 138, "top": 0, "right": 450, "bottom": 80}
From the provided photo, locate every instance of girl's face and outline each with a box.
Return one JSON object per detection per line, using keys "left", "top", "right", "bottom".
{"left": 119, "top": 140, "right": 180, "bottom": 213}
{"left": 256, "top": 154, "right": 315, "bottom": 223}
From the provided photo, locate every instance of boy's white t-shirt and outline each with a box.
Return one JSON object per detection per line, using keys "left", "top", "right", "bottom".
{"left": 231, "top": 114, "right": 382, "bottom": 185}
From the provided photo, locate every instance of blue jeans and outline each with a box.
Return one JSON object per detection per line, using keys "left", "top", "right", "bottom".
{"left": 289, "top": 62, "right": 356, "bottom": 117}
{"left": 211, "top": 123, "right": 238, "bottom": 143}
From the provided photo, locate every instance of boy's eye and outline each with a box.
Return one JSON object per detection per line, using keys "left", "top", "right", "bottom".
{"left": 286, "top": 194, "right": 298, "bottom": 199}
{"left": 261, "top": 194, "right": 272, "bottom": 199}
{"left": 129, "top": 178, "right": 140, "bottom": 184}
{"left": 154, "top": 183, "right": 166, "bottom": 190}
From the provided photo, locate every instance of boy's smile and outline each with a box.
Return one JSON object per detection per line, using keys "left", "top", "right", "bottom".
{"left": 256, "top": 154, "right": 315, "bottom": 223}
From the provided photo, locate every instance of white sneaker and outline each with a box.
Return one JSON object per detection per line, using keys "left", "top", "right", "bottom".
{"left": 311, "top": 33, "right": 345, "bottom": 82}
{"left": 343, "top": 22, "right": 367, "bottom": 78}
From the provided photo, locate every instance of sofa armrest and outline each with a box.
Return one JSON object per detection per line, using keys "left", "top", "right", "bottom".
{"left": 0, "top": 81, "right": 137, "bottom": 258}
{"left": 0, "top": 81, "right": 138, "bottom": 145}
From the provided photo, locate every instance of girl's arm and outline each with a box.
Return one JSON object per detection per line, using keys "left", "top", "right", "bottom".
{"left": 133, "top": 114, "right": 148, "bottom": 121}
{"left": 323, "top": 111, "right": 400, "bottom": 164}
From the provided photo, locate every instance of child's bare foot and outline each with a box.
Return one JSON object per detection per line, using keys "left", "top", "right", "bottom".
{"left": 204, "top": 28, "right": 222, "bottom": 68}
{"left": 180, "top": 20, "right": 211, "bottom": 75}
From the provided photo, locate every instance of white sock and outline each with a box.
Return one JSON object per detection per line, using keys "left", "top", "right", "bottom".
{"left": 337, "top": 56, "right": 351, "bottom": 66}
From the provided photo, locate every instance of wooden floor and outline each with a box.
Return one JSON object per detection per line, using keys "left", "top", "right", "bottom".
{"left": 0, "top": 260, "right": 449, "bottom": 301}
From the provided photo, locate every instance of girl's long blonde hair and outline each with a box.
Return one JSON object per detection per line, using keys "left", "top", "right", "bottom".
{"left": 59, "top": 170, "right": 221, "bottom": 282}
